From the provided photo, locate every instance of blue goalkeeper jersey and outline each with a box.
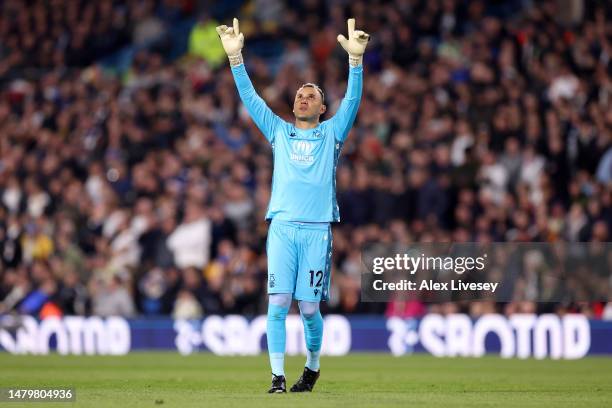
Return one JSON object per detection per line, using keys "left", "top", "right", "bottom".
{"left": 230, "top": 63, "right": 363, "bottom": 222}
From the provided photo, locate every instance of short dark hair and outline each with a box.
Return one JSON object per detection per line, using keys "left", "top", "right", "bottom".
{"left": 298, "top": 83, "right": 324, "bottom": 103}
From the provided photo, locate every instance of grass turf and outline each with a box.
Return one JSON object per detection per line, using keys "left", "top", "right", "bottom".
{"left": 1, "top": 353, "right": 611, "bottom": 407}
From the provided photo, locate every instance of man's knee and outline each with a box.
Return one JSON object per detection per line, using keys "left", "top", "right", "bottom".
{"left": 268, "top": 293, "right": 292, "bottom": 320}
{"left": 298, "top": 300, "right": 320, "bottom": 318}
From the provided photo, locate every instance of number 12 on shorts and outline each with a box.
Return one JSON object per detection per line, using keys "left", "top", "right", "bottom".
{"left": 309, "top": 270, "right": 323, "bottom": 287}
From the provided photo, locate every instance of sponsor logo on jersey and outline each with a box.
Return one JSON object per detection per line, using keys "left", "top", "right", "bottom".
{"left": 290, "top": 140, "right": 315, "bottom": 163}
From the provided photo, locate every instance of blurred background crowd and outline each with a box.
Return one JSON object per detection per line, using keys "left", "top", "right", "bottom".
{"left": 0, "top": 0, "right": 611, "bottom": 320}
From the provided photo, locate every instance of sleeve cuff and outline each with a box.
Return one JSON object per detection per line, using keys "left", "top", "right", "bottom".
{"left": 228, "top": 52, "right": 244, "bottom": 67}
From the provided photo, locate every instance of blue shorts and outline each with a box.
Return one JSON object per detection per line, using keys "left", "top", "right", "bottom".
{"left": 266, "top": 219, "right": 332, "bottom": 302}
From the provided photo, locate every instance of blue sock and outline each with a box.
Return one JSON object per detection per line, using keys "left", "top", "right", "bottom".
{"left": 300, "top": 303, "right": 323, "bottom": 371}
{"left": 267, "top": 303, "right": 289, "bottom": 376}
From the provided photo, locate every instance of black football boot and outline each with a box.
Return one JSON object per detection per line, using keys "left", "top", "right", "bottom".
{"left": 268, "top": 374, "right": 287, "bottom": 393}
{"left": 289, "top": 367, "right": 320, "bottom": 392}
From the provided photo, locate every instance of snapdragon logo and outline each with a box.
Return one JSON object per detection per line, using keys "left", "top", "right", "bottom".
{"left": 387, "top": 314, "right": 591, "bottom": 359}
{"left": 174, "top": 315, "right": 350, "bottom": 356}
{"left": 290, "top": 140, "right": 315, "bottom": 163}
{"left": 372, "top": 253, "right": 487, "bottom": 275}
{"left": 0, "top": 316, "right": 130, "bottom": 355}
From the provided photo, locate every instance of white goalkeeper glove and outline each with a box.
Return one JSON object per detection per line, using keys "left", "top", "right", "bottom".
{"left": 337, "top": 18, "right": 370, "bottom": 67}
{"left": 216, "top": 18, "right": 244, "bottom": 66}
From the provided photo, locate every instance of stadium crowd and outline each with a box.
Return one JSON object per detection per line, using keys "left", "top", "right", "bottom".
{"left": 0, "top": 0, "right": 611, "bottom": 319}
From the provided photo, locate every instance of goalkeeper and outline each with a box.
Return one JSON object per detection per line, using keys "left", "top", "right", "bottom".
{"left": 217, "top": 17, "right": 369, "bottom": 393}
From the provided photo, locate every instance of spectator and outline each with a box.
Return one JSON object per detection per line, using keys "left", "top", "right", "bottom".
{"left": 90, "top": 275, "right": 136, "bottom": 317}
{"left": 188, "top": 15, "right": 226, "bottom": 69}
{"left": 167, "top": 200, "right": 212, "bottom": 269}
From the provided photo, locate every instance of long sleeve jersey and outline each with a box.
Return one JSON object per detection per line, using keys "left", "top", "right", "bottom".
{"left": 230, "top": 63, "right": 363, "bottom": 222}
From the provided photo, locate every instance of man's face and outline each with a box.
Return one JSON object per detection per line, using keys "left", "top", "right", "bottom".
{"left": 293, "top": 85, "right": 326, "bottom": 121}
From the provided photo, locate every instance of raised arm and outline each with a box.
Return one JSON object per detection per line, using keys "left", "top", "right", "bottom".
{"left": 330, "top": 19, "right": 369, "bottom": 142}
{"left": 216, "top": 18, "right": 281, "bottom": 143}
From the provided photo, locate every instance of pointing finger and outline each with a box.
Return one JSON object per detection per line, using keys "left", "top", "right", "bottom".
{"left": 233, "top": 18, "right": 240, "bottom": 35}
{"left": 347, "top": 18, "right": 355, "bottom": 36}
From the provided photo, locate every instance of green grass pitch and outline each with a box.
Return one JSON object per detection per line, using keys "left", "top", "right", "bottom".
{"left": 1, "top": 353, "right": 611, "bottom": 407}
